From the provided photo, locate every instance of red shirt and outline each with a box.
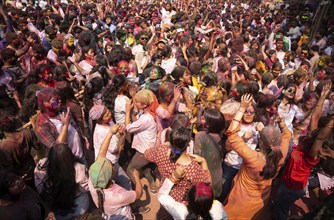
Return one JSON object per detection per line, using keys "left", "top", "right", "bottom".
{"left": 282, "top": 146, "right": 320, "bottom": 190}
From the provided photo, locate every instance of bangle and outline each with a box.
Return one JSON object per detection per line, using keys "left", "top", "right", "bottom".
{"left": 62, "top": 122, "right": 69, "bottom": 126}
{"left": 233, "top": 119, "right": 240, "bottom": 123}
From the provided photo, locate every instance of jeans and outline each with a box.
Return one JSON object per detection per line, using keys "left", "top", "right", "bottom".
{"left": 221, "top": 163, "right": 239, "bottom": 202}
{"left": 126, "top": 151, "right": 155, "bottom": 185}
{"left": 273, "top": 182, "right": 306, "bottom": 220}
{"left": 113, "top": 162, "right": 132, "bottom": 191}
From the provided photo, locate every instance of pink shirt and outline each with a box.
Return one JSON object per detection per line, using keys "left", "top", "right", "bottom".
{"left": 126, "top": 112, "right": 157, "bottom": 154}
{"left": 155, "top": 105, "right": 173, "bottom": 133}
{"left": 88, "top": 179, "right": 136, "bottom": 219}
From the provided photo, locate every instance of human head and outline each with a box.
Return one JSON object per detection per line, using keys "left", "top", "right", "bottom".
{"left": 170, "top": 66, "right": 191, "bottom": 86}
{"left": 282, "top": 83, "right": 297, "bottom": 100}
{"left": 89, "top": 157, "right": 113, "bottom": 189}
{"left": 169, "top": 128, "right": 191, "bottom": 162}
{"left": 36, "top": 87, "right": 59, "bottom": 114}
{"left": 203, "top": 109, "right": 225, "bottom": 133}
{"left": 187, "top": 182, "right": 214, "bottom": 219}
{"left": 0, "top": 170, "right": 26, "bottom": 200}
{"left": 259, "top": 126, "right": 283, "bottom": 179}
{"left": 302, "top": 92, "right": 318, "bottom": 110}
{"left": 242, "top": 104, "right": 256, "bottom": 124}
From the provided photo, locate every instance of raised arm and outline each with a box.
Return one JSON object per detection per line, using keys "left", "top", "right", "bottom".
{"left": 310, "top": 116, "right": 334, "bottom": 159}
{"left": 56, "top": 107, "right": 71, "bottom": 144}
{"left": 96, "top": 124, "right": 120, "bottom": 159}
{"left": 308, "top": 82, "right": 332, "bottom": 132}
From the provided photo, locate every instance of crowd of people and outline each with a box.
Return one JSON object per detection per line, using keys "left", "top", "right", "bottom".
{"left": 0, "top": 0, "right": 334, "bottom": 219}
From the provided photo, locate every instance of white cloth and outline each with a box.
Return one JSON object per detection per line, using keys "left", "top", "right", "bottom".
{"left": 278, "top": 103, "right": 304, "bottom": 133}
{"left": 126, "top": 112, "right": 157, "bottom": 154}
{"left": 132, "top": 44, "right": 148, "bottom": 74}
{"left": 224, "top": 123, "right": 261, "bottom": 169}
{"left": 93, "top": 123, "right": 120, "bottom": 164}
{"left": 49, "top": 118, "right": 83, "bottom": 158}
{"left": 114, "top": 95, "right": 130, "bottom": 125}
{"left": 158, "top": 178, "right": 228, "bottom": 220}
{"left": 161, "top": 57, "right": 177, "bottom": 75}
{"left": 317, "top": 172, "right": 334, "bottom": 190}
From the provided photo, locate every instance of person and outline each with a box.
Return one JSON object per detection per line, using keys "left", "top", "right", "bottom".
{"left": 88, "top": 124, "right": 145, "bottom": 219}
{"left": 34, "top": 108, "right": 90, "bottom": 220}
{"left": 0, "top": 170, "right": 46, "bottom": 220}
{"left": 155, "top": 82, "right": 182, "bottom": 134}
{"left": 194, "top": 109, "right": 226, "bottom": 199}
{"left": 158, "top": 166, "right": 228, "bottom": 220}
{"left": 34, "top": 88, "right": 87, "bottom": 163}
{"left": 89, "top": 104, "right": 131, "bottom": 190}
{"left": 125, "top": 89, "right": 158, "bottom": 193}
{"left": 273, "top": 83, "right": 333, "bottom": 220}
{"left": 0, "top": 111, "right": 40, "bottom": 187}
{"left": 145, "top": 127, "right": 212, "bottom": 202}
{"left": 221, "top": 102, "right": 264, "bottom": 201}
{"left": 224, "top": 94, "right": 291, "bottom": 219}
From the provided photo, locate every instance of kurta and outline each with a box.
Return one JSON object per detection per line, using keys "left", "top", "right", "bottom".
{"left": 224, "top": 124, "right": 291, "bottom": 219}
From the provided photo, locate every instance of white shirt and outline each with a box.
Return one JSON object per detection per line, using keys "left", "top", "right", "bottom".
{"left": 93, "top": 123, "right": 120, "bottom": 164}
{"left": 158, "top": 178, "right": 228, "bottom": 220}
{"left": 114, "top": 95, "right": 130, "bottom": 125}
{"left": 224, "top": 123, "right": 261, "bottom": 169}
{"left": 49, "top": 118, "right": 83, "bottom": 158}
{"left": 126, "top": 112, "right": 157, "bottom": 154}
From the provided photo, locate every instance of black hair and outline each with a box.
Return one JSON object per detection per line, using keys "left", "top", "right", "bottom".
{"left": 169, "top": 128, "right": 191, "bottom": 162}
{"left": 42, "top": 144, "right": 78, "bottom": 211}
{"left": 204, "top": 109, "right": 225, "bottom": 134}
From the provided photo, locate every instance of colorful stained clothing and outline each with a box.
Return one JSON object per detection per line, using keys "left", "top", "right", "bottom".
{"left": 224, "top": 124, "right": 291, "bottom": 220}
{"left": 194, "top": 131, "right": 223, "bottom": 198}
{"left": 145, "top": 143, "right": 212, "bottom": 202}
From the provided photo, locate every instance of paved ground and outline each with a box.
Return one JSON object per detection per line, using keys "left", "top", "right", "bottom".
{"left": 133, "top": 178, "right": 160, "bottom": 220}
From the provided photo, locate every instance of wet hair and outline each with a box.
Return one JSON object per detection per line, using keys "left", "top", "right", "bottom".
{"left": 54, "top": 65, "right": 69, "bottom": 82}
{"left": 302, "top": 92, "right": 318, "bottom": 104}
{"left": 0, "top": 112, "right": 22, "bottom": 134}
{"left": 169, "top": 128, "right": 191, "bottom": 162}
{"left": 83, "top": 77, "right": 104, "bottom": 112}
{"left": 235, "top": 81, "right": 252, "bottom": 101}
{"left": 20, "top": 84, "right": 43, "bottom": 123}
{"left": 189, "top": 61, "right": 202, "bottom": 75}
{"left": 203, "top": 109, "right": 225, "bottom": 134}
{"left": 158, "top": 82, "right": 175, "bottom": 103}
{"left": 186, "top": 182, "right": 213, "bottom": 220}
{"left": 42, "top": 144, "right": 78, "bottom": 211}
{"left": 160, "top": 45, "right": 172, "bottom": 58}
{"left": 107, "top": 45, "right": 129, "bottom": 66}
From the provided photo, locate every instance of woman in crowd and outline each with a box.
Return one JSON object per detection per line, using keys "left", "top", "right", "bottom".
{"left": 145, "top": 127, "right": 212, "bottom": 202}
{"left": 158, "top": 166, "right": 228, "bottom": 220}
{"left": 88, "top": 124, "right": 144, "bottom": 220}
{"left": 273, "top": 83, "right": 333, "bottom": 220}
{"left": 34, "top": 108, "right": 89, "bottom": 220}
{"left": 222, "top": 102, "right": 264, "bottom": 201}
{"left": 194, "top": 108, "right": 226, "bottom": 199}
{"left": 89, "top": 104, "right": 131, "bottom": 190}
{"left": 224, "top": 94, "right": 291, "bottom": 219}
